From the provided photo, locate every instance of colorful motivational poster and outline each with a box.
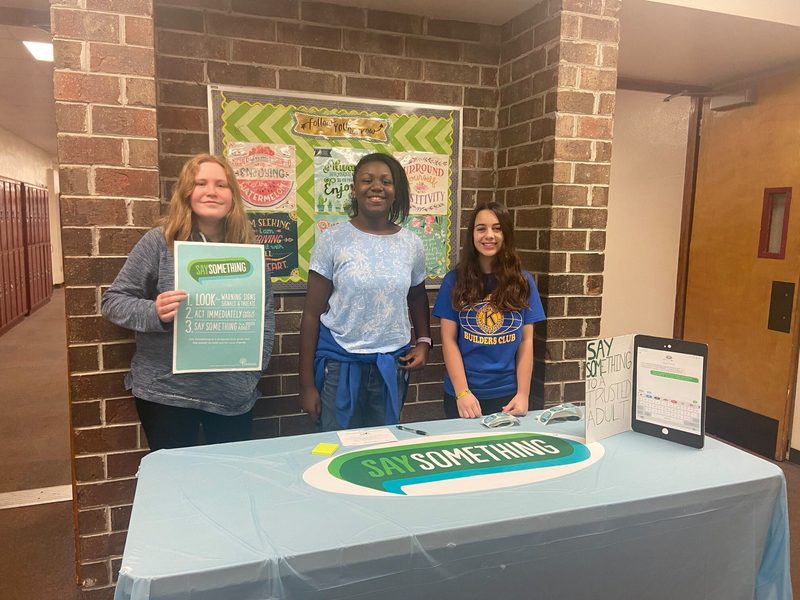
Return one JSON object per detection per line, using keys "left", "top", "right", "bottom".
{"left": 314, "top": 213, "right": 350, "bottom": 235}
{"left": 585, "top": 334, "right": 634, "bottom": 443}
{"left": 250, "top": 212, "right": 298, "bottom": 278}
{"left": 173, "top": 241, "right": 265, "bottom": 373}
{"left": 228, "top": 142, "right": 296, "bottom": 211}
{"left": 313, "top": 147, "right": 368, "bottom": 214}
{"left": 397, "top": 152, "right": 449, "bottom": 215}
{"left": 405, "top": 214, "right": 448, "bottom": 278}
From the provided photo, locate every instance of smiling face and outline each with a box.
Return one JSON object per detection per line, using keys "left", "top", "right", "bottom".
{"left": 473, "top": 208, "right": 504, "bottom": 265}
{"left": 190, "top": 161, "right": 233, "bottom": 228}
{"left": 352, "top": 160, "right": 395, "bottom": 220}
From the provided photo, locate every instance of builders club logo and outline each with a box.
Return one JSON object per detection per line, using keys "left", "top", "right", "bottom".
{"left": 303, "top": 432, "right": 603, "bottom": 496}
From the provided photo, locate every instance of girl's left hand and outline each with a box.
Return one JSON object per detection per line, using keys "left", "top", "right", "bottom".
{"left": 502, "top": 394, "right": 529, "bottom": 416}
{"left": 399, "top": 344, "right": 429, "bottom": 371}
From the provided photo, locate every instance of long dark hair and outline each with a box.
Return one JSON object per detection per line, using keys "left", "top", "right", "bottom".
{"left": 349, "top": 153, "right": 410, "bottom": 224}
{"left": 451, "top": 201, "right": 530, "bottom": 311}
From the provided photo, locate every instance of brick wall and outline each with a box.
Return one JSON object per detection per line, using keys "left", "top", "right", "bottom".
{"left": 52, "top": 0, "right": 159, "bottom": 596}
{"left": 497, "top": 0, "right": 619, "bottom": 406}
{"left": 51, "top": 0, "right": 618, "bottom": 596}
{"left": 153, "top": 0, "right": 503, "bottom": 435}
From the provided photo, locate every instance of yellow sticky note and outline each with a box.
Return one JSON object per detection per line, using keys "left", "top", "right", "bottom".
{"left": 312, "top": 442, "right": 339, "bottom": 456}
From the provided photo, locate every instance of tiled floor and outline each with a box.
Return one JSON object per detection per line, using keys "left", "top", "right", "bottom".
{"left": 0, "top": 288, "right": 797, "bottom": 599}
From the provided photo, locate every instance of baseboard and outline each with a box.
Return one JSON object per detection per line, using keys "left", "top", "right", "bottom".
{"left": 789, "top": 448, "right": 800, "bottom": 464}
{"left": 705, "top": 397, "right": 778, "bottom": 459}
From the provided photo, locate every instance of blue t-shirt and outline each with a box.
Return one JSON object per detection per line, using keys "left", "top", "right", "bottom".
{"left": 432, "top": 270, "right": 546, "bottom": 398}
{"left": 310, "top": 222, "right": 426, "bottom": 354}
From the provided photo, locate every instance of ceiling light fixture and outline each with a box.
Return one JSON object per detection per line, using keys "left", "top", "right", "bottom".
{"left": 22, "top": 41, "right": 53, "bottom": 62}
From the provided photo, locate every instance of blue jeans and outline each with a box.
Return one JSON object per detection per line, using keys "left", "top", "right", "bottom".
{"left": 319, "top": 359, "right": 409, "bottom": 431}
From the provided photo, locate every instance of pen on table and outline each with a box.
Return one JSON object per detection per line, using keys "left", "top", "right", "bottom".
{"left": 396, "top": 425, "right": 427, "bottom": 436}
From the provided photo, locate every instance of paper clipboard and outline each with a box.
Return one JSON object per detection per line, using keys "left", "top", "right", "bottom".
{"left": 631, "top": 335, "right": 708, "bottom": 449}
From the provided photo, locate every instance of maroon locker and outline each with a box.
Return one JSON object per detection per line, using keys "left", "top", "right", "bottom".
{"left": 0, "top": 178, "right": 27, "bottom": 335}
{"left": 22, "top": 183, "right": 53, "bottom": 315}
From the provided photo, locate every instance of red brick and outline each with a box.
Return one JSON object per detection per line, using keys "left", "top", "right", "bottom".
{"left": 61, "top": 197, "right": 127, "bottom": 226}
{"left": 92, "top": 106, "right": 156, "bottom": 137}
{"left": 94, "top": 167, "right": 159, "bottom": 197}
{"left": 598, "top": 92, "right": 615, "bottom": 115}
{"left": 231, "top": 0, "right": 297, "bottom": 18}
{"left": 366, "top": 10, "right": 422, "bottom": 34}
{"left": 59, "top": 136, "right": 123, "bottom": 166}
{"left": 302, "top": 2, "right": 364, "bottom": 27}
{"left": 479, "top": 109, "right": 496, "bottom": 128}
{"left": 507, "top": 141, "right": 543, "bottom": 166}
{"left": 600, "top": 45, "right": 618, "bottom": 68}
{"left": 463, "top": 43, "right": 500, "bottom": 66}
{"left": 160, "top": 131, "right": 209, "bottom": 155}
{"left": 86, "top": 0, "right": 151, "bottom": 16}
{"left": 156, "top": 56, "right": 205, "bottom": 81}
{"left": 125, "top": 16, "right": 154, "bottom": 46}
{"left": 56, "top": 103, "right": 88, "bottom": 133}
{"left": 66, "top": 286, "right": 98, "bottom": 315}
{"left": 511, "top": 47, "right": 546, "bottom": 80}
{"left": 344, "top": 30, "right": 402, "bottom": 55}
{"left": 278, "top": 69, "right": 341, "bottom": 94}
{"left": 589, "top": 229, "right": 606, "bottom": 250}
{"left": 569, "top": 253, "right": 605, "bottom": 273}
{"left": 500, "top": 77, "right": 532, "bottom": 107}
{"left": 509, "top": 97, "right": 544, "bottom": 124}
{"left": 499, "top": 122, "right": 530, "bottom": 147}
{"left": 53, "top": 39, "right": 83, "bottom": 70}
{"left": 533, "top": 67, "right": 557, "bottom": 94}
{"left": 346, "top": 76, "right": 404, "bottom": 100}
{"left": 69, "top": 315, "right": 130, "bottom": 343}
{"left": 581, "top": 17, "right": 619, "bottom": 43}
{"left": 550, "top": 184, "right": 589, "bottom": 206}
{"left": 518, "top": 162, "right": 553, "bottom": 185}
{"left": 80, "top": 531, "right": 128, "bottom": 561}
{"left": 154, "top": 5, "right": 203, "bottom": 32}
{"left": 557, "top": 90, "right": 595, "bottom": 114}
{"left": 231, "top": 40, "right": 297, "bottom": 66}
{"left": 158, "top": 81, "right": 206, "bottom": 106}
{"left": 73, "top": 401, "right": 103, "bottom": 429}
{"left": 465, "top": 86, "right": 498, "bottom": 108}
{"left": 90, "top": 43, "right": 155, "bottom": 76}
{"left": 107, "top": 450, "right": 148, "bottom": 478}
{"left": 131, "top": 199, "right": 161, "bottom": 226}
{"left": 533, "top": 16, "right": 561, "bottom": 45}
{"left": 61, "top": 227, "right": 92, "bottom": 256}
{"left": 79, "top": 561, "right": 110, "bottom": 588}
{"left": 78, "top": 508, "right": 108, "bottom": 537}
{"left": 157, "top": 31, "right": 227, "bottom": 61}
{"left": 576, "top": 116, "right": 612, "bottom": 139}
{"left": 54, "top": 72, "right": 122, "bottom": 104}
{"left": 111, "top": 504, "right": 133, "bottom": 531}
{"left": 425, "top": 62, "right": 479, "bottom": 85}
{"left": 481, "top": 67, "right": 498, "bottom": 87}
{"left": 407, "top": 81, "right": 462, "bottom": 106}
{"left": 562, "top": 0, "right": 604, "bottom": 15}
{"left": 406, "top": 37, "right": 460, "bottom": 61}
{"left": 276, "top": 22, "right": 340, "bottom": 49}
{"left": 572, "top": 207, "right": 608, "bottom": 228}
{"left": 507, "top": 0, "right": 549, "bottom": 37}
{"left": 580, "top": 68, "right": 616, "bottom": 92}
{"left": 555, "top": 139, "right": 591, "bottom": 161}
{"left": 98, "top": 228, "right": 147, "bottom": 255}
{"left": 301, "top": 48, "right": 360, "bottom": 73}
{"left": 364, "top": 55, "right": 420, "bottom": 80}
{"left": 501, "top": 31, "right": 533, "bottom": 63}
{"left": 574, "top": 163, "right": 610, "bottom": 185}
{"left": 128, "top": 139, "right": 159, "bottom": 168}
{"left": 560, "top": 41, "right": 597, "bottom": 65}
{"left": 207, "top": 61, "right": 277, "bottom": 88}
{"left": 125, "top": 77, "right": 157, "bottom": 107}
{"left": 70, "top": 344, "right": 100, "bottom": 372}
{"left": 74, "top": 425, "right": 138, "bottom": 454}
{"left": 105, "top": 396, "right": 138, "bottom": 424}
{"left": 427, "top": 19, "right": 481, "bottom": 41}
{"left": 207, "top": 13, "right": 277, "bottom": 41}
{"left": 463, "top": 127, "right": 496, "bottom": 149}
{"left": 53, "top": 9, "right": 120, "bottom": 43}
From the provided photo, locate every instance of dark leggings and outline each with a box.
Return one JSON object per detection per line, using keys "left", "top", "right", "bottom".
{"left": 135, "top": 398, "right": 253, "bottom": 451}
{"left": 442, "top": 392, "right": 515, "bottom": 419}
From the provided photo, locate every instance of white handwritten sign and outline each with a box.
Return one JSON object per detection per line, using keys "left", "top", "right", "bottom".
{"left": 585, "top": 334, "right": 634, "bottom": 443}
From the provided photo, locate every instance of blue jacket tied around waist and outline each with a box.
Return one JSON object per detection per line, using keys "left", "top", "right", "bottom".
{"left": 314, "top": 324, "right": 410, "bottom": 427}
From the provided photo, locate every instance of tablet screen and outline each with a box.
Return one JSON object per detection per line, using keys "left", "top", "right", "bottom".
{"left": 635, "top": 347, "right": 704, "bottom": 435}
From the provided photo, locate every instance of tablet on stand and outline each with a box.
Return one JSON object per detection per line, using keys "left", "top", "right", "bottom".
{"left": 632, "top": 335, "right": 708, "bottom": 449}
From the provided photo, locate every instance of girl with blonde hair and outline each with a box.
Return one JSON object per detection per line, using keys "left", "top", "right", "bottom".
{"left": 102, "top": 154, "right": 275, "bottom": 449}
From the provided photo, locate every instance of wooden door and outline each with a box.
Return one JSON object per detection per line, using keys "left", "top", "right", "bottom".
{"left": 683, "top": 72, "right": 800, "bottom": 459}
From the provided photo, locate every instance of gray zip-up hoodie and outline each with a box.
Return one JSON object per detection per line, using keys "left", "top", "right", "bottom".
{"left": 101, "top": 227, "right": 275, "bottom": 415}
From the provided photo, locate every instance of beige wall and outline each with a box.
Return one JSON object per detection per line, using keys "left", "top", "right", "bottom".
{"left": 601, "top": 89, "right": 690, "bottom": 338}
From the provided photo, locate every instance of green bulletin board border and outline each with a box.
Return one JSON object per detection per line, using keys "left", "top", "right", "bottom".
{"left": 208, "top": 85, "right": 462, "bottom": 293}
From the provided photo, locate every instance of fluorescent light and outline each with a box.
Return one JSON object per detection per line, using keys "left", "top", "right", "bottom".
{"left": 23, "top": 41, "right": 53, "bottom": 62}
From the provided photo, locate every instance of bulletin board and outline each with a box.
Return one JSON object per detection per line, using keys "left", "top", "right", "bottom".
{"left": 208, "top": 85, "right": 462, "bottom": 292}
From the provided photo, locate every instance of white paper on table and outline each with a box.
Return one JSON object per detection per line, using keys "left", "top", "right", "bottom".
{"left": 337, "top": 428, "right": 398, "bottom": 447}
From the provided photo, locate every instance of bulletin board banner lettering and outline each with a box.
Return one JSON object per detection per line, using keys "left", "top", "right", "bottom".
{"left": 210, "top": 86, "right": 462, "bottom": 292}
{"left": 173, "top": 241, "right": 266, "bottom": 373}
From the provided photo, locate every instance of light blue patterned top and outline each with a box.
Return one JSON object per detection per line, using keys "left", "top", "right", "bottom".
{"left": 310, "top": 221, "right": 425, "bottom": 354}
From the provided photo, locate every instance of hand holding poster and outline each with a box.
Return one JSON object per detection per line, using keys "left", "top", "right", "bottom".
{"left": 173, "top": 241, "right": 266, "bottom": 373}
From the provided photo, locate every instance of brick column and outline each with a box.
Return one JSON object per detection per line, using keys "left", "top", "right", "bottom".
{"left": 497, "top": 0, "right": 619, "bottom": 407}
{"left": 51, "top": 0, "right": 158, "bottom": 595}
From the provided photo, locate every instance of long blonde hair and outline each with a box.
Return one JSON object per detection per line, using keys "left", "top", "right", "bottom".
{"left": 162, "top": 154, "right": 254, "bottom": 248}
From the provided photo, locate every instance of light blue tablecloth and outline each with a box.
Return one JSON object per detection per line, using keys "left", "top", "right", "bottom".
{"left": 114, "top": 416, "right": 792, "bottom": 600}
